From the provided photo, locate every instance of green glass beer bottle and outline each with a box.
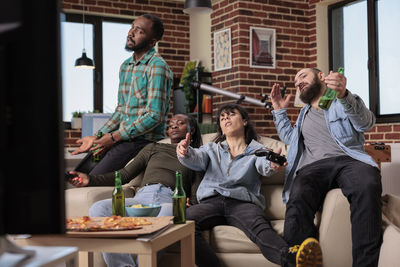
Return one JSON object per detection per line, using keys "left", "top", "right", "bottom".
{"left": 112, "top": 171, "right": 125, "bottom": 216}
{"left": 318, "top": 67, "right": 344, "bottom": 110}
{"left": 92, "top": 131, "right": 103, "bottom": 162}
{"left": 172, "top": 171, "right": 186, "bottom": 224}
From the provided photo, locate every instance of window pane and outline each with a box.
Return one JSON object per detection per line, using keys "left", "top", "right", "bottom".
{"left": 102, "top": 21, "right": 132, "bottom": 113}
{"left": 342, "top": 0, "right": 369, "bottom": 107}
{"left": 331, "top": 1, "right": 369, "bottom": 107}
{"left": 61, "top": 21, "right": 94, "bottom": 121}
{"left": 377, "top": 0, "right": 400, "bottom": 115}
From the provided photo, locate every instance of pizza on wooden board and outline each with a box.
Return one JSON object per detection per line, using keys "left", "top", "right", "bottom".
{"left": 66, "top": 216, "right": 151, "bottom": 232}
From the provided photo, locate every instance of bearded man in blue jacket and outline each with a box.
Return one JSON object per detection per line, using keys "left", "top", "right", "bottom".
{"left": 270, "top": 68, "right": 382, "bottom": 267}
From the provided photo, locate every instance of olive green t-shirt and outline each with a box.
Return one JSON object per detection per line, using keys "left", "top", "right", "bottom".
{"left": 88, "top": 143, "right": 202, "bottom": 204}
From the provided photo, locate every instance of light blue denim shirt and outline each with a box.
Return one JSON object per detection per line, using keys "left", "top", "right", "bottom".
{"left": 177, "top": 139, "right": 274, "bottom": 209}
{"left": 272, "top": 90, "right": 378, "bottom": 203}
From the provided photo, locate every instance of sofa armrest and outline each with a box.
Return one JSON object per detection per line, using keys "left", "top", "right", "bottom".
{"left": 318, "top": 189, "right": 352, "bottom": 267}
{"left": 378, "top": 225, "right": 400, "bottom": 267}
{"left": 65, "top": 185, "right": 135, "bottom": 218}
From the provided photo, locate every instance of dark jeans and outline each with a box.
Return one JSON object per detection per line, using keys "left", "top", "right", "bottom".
{"left": 284, "top": 156, "right": 382, "bottom": 267}
{"left": 89, "top": 139, "right": 151, "bottom": 175}
{"left": 187, "top": 195, "right": 289, "bottom": 267}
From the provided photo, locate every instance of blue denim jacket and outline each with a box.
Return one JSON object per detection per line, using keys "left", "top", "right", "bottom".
{"left": 177, "top": 140, "right": 274, "bottom": 209}
{"left": 272, "top": 91, "right": 378, "bottom": 203}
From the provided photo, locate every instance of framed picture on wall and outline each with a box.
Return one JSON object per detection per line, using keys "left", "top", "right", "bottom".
{"left": 214, "top": 28, "right": 232, "bottom": 71}
{"left": 250, "top": 27, "right": 276, "bottom": 69}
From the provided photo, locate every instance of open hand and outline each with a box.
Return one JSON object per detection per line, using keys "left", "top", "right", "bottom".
{"left": 270, "top": 83, "right": 292, "bottom": 110}
{"left": 71, "top": 136, "right": 96, "bottom": 155}
{"left": 176, "top": 133, "right": 190, "bottom": 158}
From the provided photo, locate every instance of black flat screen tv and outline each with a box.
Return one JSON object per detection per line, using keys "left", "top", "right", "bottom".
{"left": 0, "top": 0, "right": 65, "bottom": 235}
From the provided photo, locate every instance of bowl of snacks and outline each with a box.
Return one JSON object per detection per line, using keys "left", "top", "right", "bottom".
{"left": 125, "top": 204, "right": 162, "bottom": 217}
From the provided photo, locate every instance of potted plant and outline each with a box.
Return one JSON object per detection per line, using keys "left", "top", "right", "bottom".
{"left": 71, "top": 111, "right": 83, "bottom": 129}
{"left": 182, "top": 66, "right": 204, "bottom": 113}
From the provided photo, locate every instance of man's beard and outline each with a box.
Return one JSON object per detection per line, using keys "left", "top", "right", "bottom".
{"left": 299, "top": 76, "right": 323, "bottom": 104}
{"left": 125, "top": 37, "right": 151, "bottom": 52}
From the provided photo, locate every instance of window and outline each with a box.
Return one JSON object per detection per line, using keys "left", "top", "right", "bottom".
{"left": 61, "top": 21, "right": 94, "bottom": 120}
{"left": 102, "top": 22, "right": 132, "bottom": 113}
{"left": 329, "top": 0, "right": 400, "bottom": 122}
{"left": 60, "top": 13, "right": 132, "bottom": 121}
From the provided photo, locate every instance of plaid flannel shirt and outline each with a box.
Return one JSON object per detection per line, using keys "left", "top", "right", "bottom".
{"left": 98, "top": 48, "right": 173, "bottom": 141}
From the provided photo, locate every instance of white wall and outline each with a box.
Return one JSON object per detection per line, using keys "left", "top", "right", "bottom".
{"left": 189, "top": 13, "right": 212, "bottom": 72}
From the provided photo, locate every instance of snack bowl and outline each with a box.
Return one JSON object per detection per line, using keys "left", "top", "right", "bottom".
{"left": 125, "top": 204, "right": 162, "bottom": 217}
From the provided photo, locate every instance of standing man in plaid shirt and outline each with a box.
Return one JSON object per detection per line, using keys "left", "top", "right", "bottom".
{"left": 72, "top": 14, "right": 173, "bottom": 175}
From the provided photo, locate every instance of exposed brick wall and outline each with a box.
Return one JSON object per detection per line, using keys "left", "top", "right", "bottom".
{"left": 62, "top": 0, "right": 190, "bottom": 76}
{"left": 65, "top": 129, "right": 82, "bottom": 148}
{"left": 210, "top": 0, "right": 400, "bottom": 143}
{"left": 366, "top": 124, "right": 400, "bottom": 143}
{"left": 62, "top": 0, "right": 400, "bottom": 146}
{"left": 211, "top": 0, "right": 313, "bottom": 140}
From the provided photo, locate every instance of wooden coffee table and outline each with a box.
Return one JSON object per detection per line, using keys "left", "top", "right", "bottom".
{"left": 14, "top": 221, "right": 194, "bottom": 267}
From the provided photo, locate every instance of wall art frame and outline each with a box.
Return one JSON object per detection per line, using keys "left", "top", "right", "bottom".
{"left": 250, "top": 26, "right": 276, "bottom": 69}
{"left": 214, "top": 28, "right": 232, "bottom": 71}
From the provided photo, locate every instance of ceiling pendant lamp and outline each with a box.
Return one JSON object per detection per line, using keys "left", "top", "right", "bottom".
{"left": 183, "top": 0, "right": 213, "bottom": 15}
{"left": 75, "top": 0, "right": 95, "bottom": 69}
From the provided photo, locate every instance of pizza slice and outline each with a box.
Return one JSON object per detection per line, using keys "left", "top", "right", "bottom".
{"left": 66, "top": 216, "right": 151, "bottom": 232}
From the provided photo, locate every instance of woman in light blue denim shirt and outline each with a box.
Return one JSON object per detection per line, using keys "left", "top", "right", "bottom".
{"left": 177, "top": 103, "right": 322, "bottom": 267}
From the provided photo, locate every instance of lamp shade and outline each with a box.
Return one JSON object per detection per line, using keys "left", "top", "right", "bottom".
{"left": 183, "top": 0, "right": 212, "bottom": 14}
{"left": 75, "top": 51, "right": 95, "bottom": 69}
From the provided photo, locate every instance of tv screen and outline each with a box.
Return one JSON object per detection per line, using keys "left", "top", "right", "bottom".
{"left": 0, "top": 0, "right": 65, "bottom": 235}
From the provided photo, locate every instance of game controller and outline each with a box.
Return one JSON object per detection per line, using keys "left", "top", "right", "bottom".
{"left": 254, "top": 148, "right": 287, "bottom": 166}
{"left": 64, "top": 171, "right": 78, "bottom": 181}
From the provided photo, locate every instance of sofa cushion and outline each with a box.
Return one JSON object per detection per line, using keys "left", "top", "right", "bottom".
{"left": 210, "top": 220, "right": 284, "bottom": 253}
{"left": 261, "top": 169, "right": 285, "bottom": 185}
{"left": 319, "top": 189, "right": 352, "bottom": 267}
{"left": 258, "top": 136, "right": 288, "bottom": 156}
{"left": 65, "top": 187, "right": 113, "bottom": 217}
{"left": 159, "top": 132, "right": 218, "bottom": 145}
{"left": 201, "top": 132, "right": 217, "bottom": 143}
{"left": 378, "top": 225, "right": 400, "bottom": 267}
{"left": 262, "top": 185, "right": 286, "bottom": 220}
{"left": 65, "top": 185, "right": 135, "bottom": 218}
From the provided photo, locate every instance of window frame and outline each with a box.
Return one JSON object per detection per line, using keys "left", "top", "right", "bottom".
{"left": 328, "top": 0, "right": 400, "bottom": 123}
{"left": 63, "top": 13, "right": 132, "bottom": 114}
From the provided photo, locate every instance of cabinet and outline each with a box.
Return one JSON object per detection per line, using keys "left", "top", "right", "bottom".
{"left": 191, "top": 71, "right": 212, "bottom": 123}
{"left": 173, "top": 71, "right": 212, "bottom": 123}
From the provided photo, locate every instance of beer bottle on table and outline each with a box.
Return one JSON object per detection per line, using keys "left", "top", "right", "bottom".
{"left": 173, "top": 171, "right": 186, "bottom": 224}
{"left": 92, "top": 131, "right": 103, "bottom": 162}
{"left": 318, "top": 67, "right": 344, "bottom": 110}
{"left": 112, "top": 170, "right": 125, "bottom": 216}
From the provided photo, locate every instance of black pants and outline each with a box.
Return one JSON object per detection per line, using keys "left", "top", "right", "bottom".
{"left": 89, "top": 139, "right": 151, "bottom": 175}
{"left": 187, "top": 195, "right": 290, "bottom": 267}
{"left": 284, "top": 156, "right": 382, "bottom": 267}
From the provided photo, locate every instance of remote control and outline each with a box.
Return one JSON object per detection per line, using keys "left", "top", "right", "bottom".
{"left": 64, "top": 171, "right": 78, "bottom": 181}
{"left": 254, "top": 148, "right": 287, "bottom": 166}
